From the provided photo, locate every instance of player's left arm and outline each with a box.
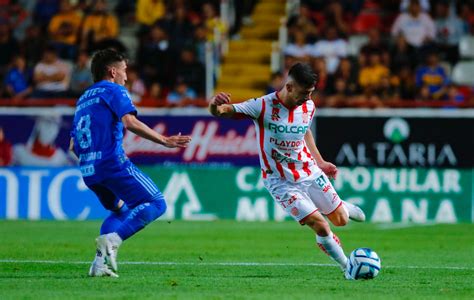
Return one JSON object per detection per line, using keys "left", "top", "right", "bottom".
{"left": 304, "top": 130, "right": 338, "bottom": 179}
{"left": 122, "top": 114, "right": 191, "bottom": 148}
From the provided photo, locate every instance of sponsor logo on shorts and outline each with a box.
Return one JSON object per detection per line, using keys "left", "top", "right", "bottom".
{"left": 315, "top": 175, "right": 327, "bottom": 188}
{"left": 332, "top": 193, "right": 339, "bottom": 203}
{"left": 280, "top": 194, "right": 297, "bottom": 209}
{"left": 322, "top": 185, "right": 331, "bottom": 193}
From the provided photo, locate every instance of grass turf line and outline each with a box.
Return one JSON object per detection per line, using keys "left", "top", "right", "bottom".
{"left": 0, "top": 221, "right": 473, "bottom": 299}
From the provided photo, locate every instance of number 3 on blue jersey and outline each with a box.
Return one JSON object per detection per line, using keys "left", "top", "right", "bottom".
{"left": 77, "top": 114, "right": 92, "bottom": 149}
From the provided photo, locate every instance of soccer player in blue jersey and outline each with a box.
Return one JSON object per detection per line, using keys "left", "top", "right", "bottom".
{"left": 70, "top": 49, "right": 191, "bottom": 277}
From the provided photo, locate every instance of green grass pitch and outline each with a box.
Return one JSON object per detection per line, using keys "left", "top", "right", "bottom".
{"left": 0, "top": 221, "right": 473, "bottom": 299}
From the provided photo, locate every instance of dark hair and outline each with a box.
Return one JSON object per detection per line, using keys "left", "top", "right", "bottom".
{"left": 90, "top": 48, "right": 126, "bottom": 82}
{"left": 288, "top": 62, "right": 317, "bottom": 88}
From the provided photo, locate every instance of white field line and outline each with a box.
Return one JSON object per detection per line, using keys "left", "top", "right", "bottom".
{"left": 0, "top": 259, "right": 473, "bottom": 271}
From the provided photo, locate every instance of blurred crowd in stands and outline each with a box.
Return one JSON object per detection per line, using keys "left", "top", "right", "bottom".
{"left": 0, "top": 0, "right": 473, "bottom": 108}
{"left": 0, "top": 0, "right": 236, "bottom": 107}
{"left": 282, "top": 0, "right": 474, "bottom": 107}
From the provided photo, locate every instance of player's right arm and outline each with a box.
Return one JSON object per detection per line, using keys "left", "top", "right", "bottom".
{"left": 122, "top": 114, "right": 191, "bottom": 148}
{"left": 209, "top": 92, "right": 236, "bottom": 118}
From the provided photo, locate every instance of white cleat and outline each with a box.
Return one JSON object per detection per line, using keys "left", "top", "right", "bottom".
{"left": 96, "top": 233, "right": 122, "bottom": 272}
{"left": 343, "top": 201, "right": 366, "bottom": 222}
{"left": 344, "top": 260, "right": 354, "bottom": 280}
{"left": 89, "top": 261, "right": 119, "bottom": 278}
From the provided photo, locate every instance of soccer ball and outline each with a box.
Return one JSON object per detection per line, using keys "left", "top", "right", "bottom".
{"left": 346, "top": 248, "right": 381, "bottom": 280}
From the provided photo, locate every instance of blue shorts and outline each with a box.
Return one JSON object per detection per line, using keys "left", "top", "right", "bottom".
{"left": 85, "top": 163, "right": 163, "bottom": 210}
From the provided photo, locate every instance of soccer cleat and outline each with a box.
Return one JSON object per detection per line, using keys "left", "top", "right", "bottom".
{"left": 343, "top": 201, "right": 366, "bottom": 222}
{"left": 96, "top": 233, "right": 122, "bottom": 272}
{"left": 89, "top": 260, "right": 119, "bottom": 278}
{"left": 343, "top": 259, "right": 354, "bottom": 280}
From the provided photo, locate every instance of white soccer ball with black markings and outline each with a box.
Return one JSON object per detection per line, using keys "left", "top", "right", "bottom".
{"left": 346, "top": 248, "right": 381, "bottom": 280}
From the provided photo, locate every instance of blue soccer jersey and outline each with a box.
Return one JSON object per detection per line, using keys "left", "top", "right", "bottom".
{"left": 71, "top": 80, "right": 137, "bottom": 182}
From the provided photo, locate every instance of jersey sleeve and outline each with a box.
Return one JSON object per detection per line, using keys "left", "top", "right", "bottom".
{"left": 108, "top": 86, "right": 137, "bottom": 118}
{"left": 232, "top": 97, "right": 262, "bottom": 119}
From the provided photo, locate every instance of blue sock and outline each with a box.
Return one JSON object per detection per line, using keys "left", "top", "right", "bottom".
{"left": 115, "top": 195, "right": 167, "bottom": 241}
{"left": 100, "top": 203, "right": 130, "bottom": 235}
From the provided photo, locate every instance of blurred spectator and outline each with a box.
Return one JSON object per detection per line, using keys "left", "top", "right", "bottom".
{"left": 0, "top": 20, "right": 19, "bottom": 76}
{"left": 166, "top": 80, "right": 197, "bottom": 107}
{"left": 192, "top": 24, "right": 207, "bottom": 65}
{"left": 3, "top": 55, "right": 33, "bottom": 101}
{"left": 21, "top": 25, "right": 46, "bottom": 68}
{"left": 266, "top": 72, "right": 285, "bottom": 94}
{"left": 389, "top": 35, "right": 417, "bottom": 72}
{"left": 377, "top": 75, "right": 399, "bottom": 102}
{"left": 33, "top": 0, "right": 60, "bottom": 29}
{"left": 3, "top": 1, "right": 31, "bottom": 41}
{"left": 310, "top": 26, "right": 348, "bottom": 74}
{"left": 175, "top": 48, "right": 205, "bottom": 96}
{"left": 395, "top": 65, "right": 417, "bottom": 100}
{"left": 458, "top": 2, "right": 474, "bottom": 33}
{"left": 0, "top": 127, "right": 12, "bottom": 166}
{"left": 32, "top": 45, "right": 70, "bottom": 98}
{"left": 137, "top": 24, "right": 174, "bottom": 87}
{"left": 165, "top": 6, "right": 195, "bottom": 50}
{"left": 331, "top": 57, "right": 358, "bottom": 95}
{"left": 287, "top": 4, "right": 319, "bottom": 43}
{"left": 141, "top": 81, "right": 165, "bottom": 107}
{"left": 434, "top": 1, "right": 467, "bottom": 65}
{"left": 231, "top": 0, "right": 256, "bottom": 37}
{"left": 359, "top": 51, "right": 390, "bottom": 95}
{"left": 136, "top": 0, "right": 166, "bottom": 28}
{"left": 415, "top": 52, "right": 448, "bottom": 100}
{"left": 284, "top": 30, "right": 312, "bottom": 60}
{"left": 125, "top": 65, "right": 146, "bottom": 103}
{"left": 69, "top": 50, "right": 93, "bottom": 97}
{"left": 202, "top": 2, "right": 226, "bottom": 42}
{"left": 323, "top": 1, "right": 350, "bottom": 37}
{"left": 325, "top": 77, "right": 352, "bottom": 107}
{"left": 311, "top": 58, "right": 329, "bottom": 94}
{"left": 48, "top": 0, "right": 82, "bottom": 60}
{"left": 391, "top": 0, "right": 435, "bottom": 48}
{"left": 400, "top": 0, "right": 430, "bottom": 12}
{"left": 359, "top": 28, "right": 390, "bottom": 67}
{"left": 81, "top": 0, "right": 119, "bottom": 52}
{"left": 446, "top": 84, "right": 465, "bottom": 103}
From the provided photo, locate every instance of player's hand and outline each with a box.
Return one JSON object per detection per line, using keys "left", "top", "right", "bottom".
{"left": 211, "top": 92, "right": 231, "bottom": 105}
{"left": 319, "top": 160, "right": 338, "bottom": 179}
{"left": 162, "top": 133, "right": 191, "bottom": 148}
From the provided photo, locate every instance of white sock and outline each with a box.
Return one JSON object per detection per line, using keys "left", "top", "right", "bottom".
{"left": 93, "top": 249, "right": 105, "bottom": 265}
{"left": 107, "top": 232, "right": 123, "bottom": 247}
{"left": 316, "top": 232, "right": 348, "bottom": 270}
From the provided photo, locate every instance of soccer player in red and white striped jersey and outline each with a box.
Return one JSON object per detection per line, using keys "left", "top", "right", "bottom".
{"left": 209, "top": 62, "right": 365, "bottom": 278}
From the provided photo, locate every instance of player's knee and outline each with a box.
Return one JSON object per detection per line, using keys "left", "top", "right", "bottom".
{"left": 149, "top": 194, "right": 167, "bottom": 219}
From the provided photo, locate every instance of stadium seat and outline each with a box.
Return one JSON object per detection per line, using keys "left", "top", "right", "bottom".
{"left": 451, "top": 61, "right": 474, "bottom": 86}
{"left": 348, "top": 35, "right": 369, "bottom": 57}
{"left": 459, "top": 35, "right": 474, "bottom": 59}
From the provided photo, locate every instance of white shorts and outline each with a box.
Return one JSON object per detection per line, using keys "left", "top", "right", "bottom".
{"left": 263, "top": 171, "right": 342, "bottom": 224}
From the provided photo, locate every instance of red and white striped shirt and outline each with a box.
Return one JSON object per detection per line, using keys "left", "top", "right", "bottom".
{"left": 233, "top": 92, "right": 318, "bottom": 182}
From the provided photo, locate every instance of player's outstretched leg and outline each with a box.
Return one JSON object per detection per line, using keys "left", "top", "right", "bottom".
{"left": 100, "top": 194, "right": 167, "bottom": 272}
{"left": 342, "top": 201, "right": 366, "bottom": 222}
{"left": 303, "top": 211, "right": 348, "bottom": 271}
